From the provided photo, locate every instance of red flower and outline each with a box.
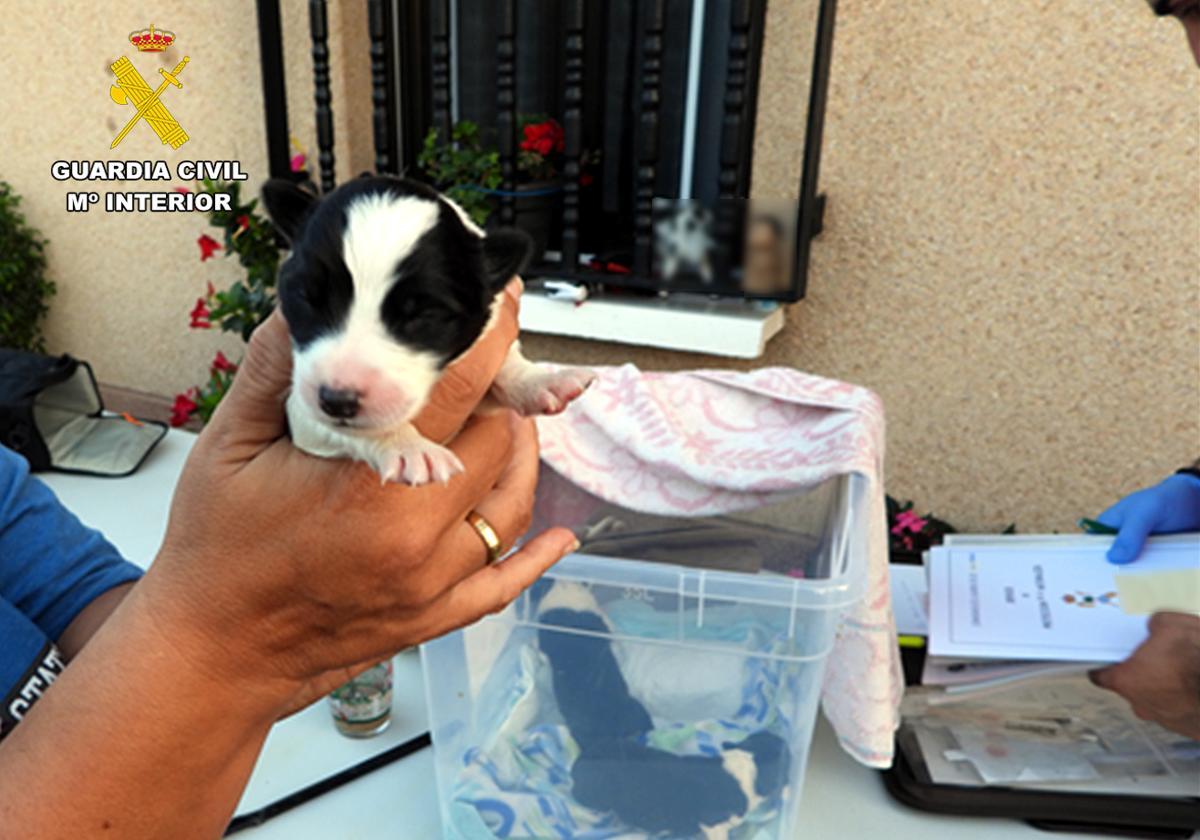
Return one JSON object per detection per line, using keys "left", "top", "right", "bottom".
{"left": 520, "top": 119, "right": 564, "bottom": 157}
{"left": 211, "top": 350, "right": 237, "bottom": 374}
{"left": 232, "top": 215, "right": 251, "bottom": 241}
{"left": 197, "top": 234, "right": 222, "bottom": 261}
{"left": 189, "top": 297, "right": 211, "bottom": 329}
{"left": 169, "top": 391, "right": 197, "bottom": 427}
{"left": 174, "top": 186, "right": 191, "bottom": 195}
{"left": 205, "top": 281, "right": 216, "bottom": 299}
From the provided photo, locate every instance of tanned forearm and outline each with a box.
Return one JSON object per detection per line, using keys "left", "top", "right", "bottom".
{"left": 0, "top": 568, "right": 286, "bottom": 839}
{"left": 57, "top": 581, "right": 136, "bottom": 661}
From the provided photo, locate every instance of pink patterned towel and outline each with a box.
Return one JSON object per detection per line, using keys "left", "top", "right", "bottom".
{"left": 536, "top": 364, "right": 903, "bottom": 768}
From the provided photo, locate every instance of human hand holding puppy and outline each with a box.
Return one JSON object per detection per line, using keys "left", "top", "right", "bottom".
{"left": 0, "top": 290, "right": 577, "bottom": 839}
{"left": 151, "top": 298, "right": 577, "bottom": 714}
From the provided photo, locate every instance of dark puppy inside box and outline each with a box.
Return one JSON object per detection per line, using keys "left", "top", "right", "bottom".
{"left": 261, "top": 175, "right": 594, "bottom": 485}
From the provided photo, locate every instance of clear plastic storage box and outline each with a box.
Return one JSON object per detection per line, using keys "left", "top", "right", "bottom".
{"left": 422, "top": 466, "right": 870, "bottom": 839}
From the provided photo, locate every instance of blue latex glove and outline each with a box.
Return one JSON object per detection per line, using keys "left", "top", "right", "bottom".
{"left": 1096, "top": 473, "right": 1200, "bottom": 564}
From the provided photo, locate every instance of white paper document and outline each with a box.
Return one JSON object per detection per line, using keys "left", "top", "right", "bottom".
{"left": 920, "top": 656, "right": 1089, "bottom": 689}
{"left": 888, "top": 563, "right": 929, "bottom": 635}
{"left": 927, "top": 536, "right": 1200, "bottom": 662}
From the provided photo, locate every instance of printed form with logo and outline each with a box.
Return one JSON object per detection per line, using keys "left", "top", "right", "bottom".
{"left": 927, "top": 534, "right": 1200, "bottom": 662}
{"left": 896, "top": 535, "right": 1200, "bottom": 796}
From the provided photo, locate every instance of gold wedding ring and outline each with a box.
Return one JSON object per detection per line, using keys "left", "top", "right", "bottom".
{"left": 466, "top": 510, "right": 503, "bottom": 565}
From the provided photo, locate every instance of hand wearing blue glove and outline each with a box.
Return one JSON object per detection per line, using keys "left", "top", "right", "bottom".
{"left": 1096, "top": 472, "right": 1200, "bottom": 565}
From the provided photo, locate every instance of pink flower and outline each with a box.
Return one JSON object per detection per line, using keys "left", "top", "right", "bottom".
{"left": 174, "top": 186, "right": 191, "bottom": 195}
{"left": 197, "top": 234, "right": 222, "bottom": 261}
{"left": 890, "top": 509, "right": 928, "bottom": 536}
{"left": 290, "top": 153, "right": 307, "bottom": 173}
{"left": 189, "top": 298, "right": 211, "bottom": 329}
{"left": 211, "top": 350, "right": 237, "bottom": 374}
{"left": 170, "top": 391, "right": 197, "bottom": 427}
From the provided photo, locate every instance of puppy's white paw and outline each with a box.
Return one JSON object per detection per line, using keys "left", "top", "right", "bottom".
{"left": 494, "top": 366, "right": 596, "bottom": 417}
{"left": 376, "top": 438, "right": 465, "bottom": 486}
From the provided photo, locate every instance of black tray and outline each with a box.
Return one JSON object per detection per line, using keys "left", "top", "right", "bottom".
{"left": 881, "top": 646, "right": 1200, "bottom": 838}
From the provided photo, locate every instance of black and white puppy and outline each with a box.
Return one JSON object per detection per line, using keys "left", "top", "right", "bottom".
{"left": 537, "top": 582, "right": 790, "bottom": 839}
{"left": 261, "top": 175, "right": 594, "bottom": 485}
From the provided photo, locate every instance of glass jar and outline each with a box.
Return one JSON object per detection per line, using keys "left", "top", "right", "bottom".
{"left": 328, "top": 659, "right": 393, "bottom": 737}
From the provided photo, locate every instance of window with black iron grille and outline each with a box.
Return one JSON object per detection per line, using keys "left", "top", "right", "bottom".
{"left": 256, "top": 0, "right": 837, "bottom": 302}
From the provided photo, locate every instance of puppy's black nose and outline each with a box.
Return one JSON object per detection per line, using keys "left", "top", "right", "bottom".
{"left": 318, "top": 386, "right": 361, "bottom": 419}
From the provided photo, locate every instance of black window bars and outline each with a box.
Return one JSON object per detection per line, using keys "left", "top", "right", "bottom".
{"left": 254, "top": 0, "right": 836, "bottom": 301}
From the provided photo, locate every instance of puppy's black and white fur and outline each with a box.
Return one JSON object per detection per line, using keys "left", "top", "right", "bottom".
{"left": 262, "top": 175, "right": 594, "bottom": 484}
{"left": 537, "top": 582, "right": 790, "bottom": 839}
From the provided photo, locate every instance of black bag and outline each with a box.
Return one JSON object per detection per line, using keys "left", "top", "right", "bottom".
{"left": 0, "top": 349, "right": 166, "bottom": 476}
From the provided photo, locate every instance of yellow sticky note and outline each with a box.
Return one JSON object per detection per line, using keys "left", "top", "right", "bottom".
{"left": 1115, "top": 569, "right": 1200, "bottom": 616}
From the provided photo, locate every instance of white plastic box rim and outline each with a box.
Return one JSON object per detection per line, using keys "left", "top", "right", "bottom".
{"left": 511, "top": 473, "right": 871, "bottom": 662}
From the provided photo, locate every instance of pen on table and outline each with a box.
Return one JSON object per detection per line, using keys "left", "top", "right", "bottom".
{"left": 1077, "top": 517, "right": 1118, "bottom": 535}
{"left": 946, "top": 659, "right": 1035, "bottom": 672}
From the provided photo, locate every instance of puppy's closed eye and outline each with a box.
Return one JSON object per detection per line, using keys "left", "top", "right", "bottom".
{"left": 387, "top": 291, "right": 459, "bottom": 345}
{"left": 279, "top": 262, "right": 354, "bottom": 347}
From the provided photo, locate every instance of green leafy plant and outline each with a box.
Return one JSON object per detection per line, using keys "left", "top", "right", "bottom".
{"left": 417, "top": 120, "right": 502, "bottom": 227}
{"left": 194, "top": 178, "right": 282, "bottom": 342}
{"left": 171, "top": 351, "right": 237, "bottom": 427}
{"left": 417, "top": 116, "right": 595, "bottom": 227}
{"left": 0, "top": 181, "right": 55, "bottom": 351}
{"left": 173, "top": 176, "right": 293, "bottom": 426}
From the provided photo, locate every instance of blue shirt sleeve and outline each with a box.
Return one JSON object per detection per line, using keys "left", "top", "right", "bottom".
{"left": 0, "top": 444, "right": 142, "bottom": 641}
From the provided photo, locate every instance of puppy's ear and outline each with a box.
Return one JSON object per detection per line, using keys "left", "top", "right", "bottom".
{"left": 261, "top": 178, "right": 318, "bottom": 244}
{"left": 482, "top": 227, "right": 534, "bottom": 291}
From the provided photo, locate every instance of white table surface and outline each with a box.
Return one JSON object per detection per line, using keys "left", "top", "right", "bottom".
{"left": 40, "top": 430, "right": 1048, "bottom": 839}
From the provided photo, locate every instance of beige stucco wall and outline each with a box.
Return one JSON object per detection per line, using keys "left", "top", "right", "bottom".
{"left": 2, "top": 1, "right": 1197, "bottom": 532}
{"left": 0, "top": 0, "right": 371, "bottom": 401}
{"left": 531, "top": 0, "right": 1200, "bottom": 532}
